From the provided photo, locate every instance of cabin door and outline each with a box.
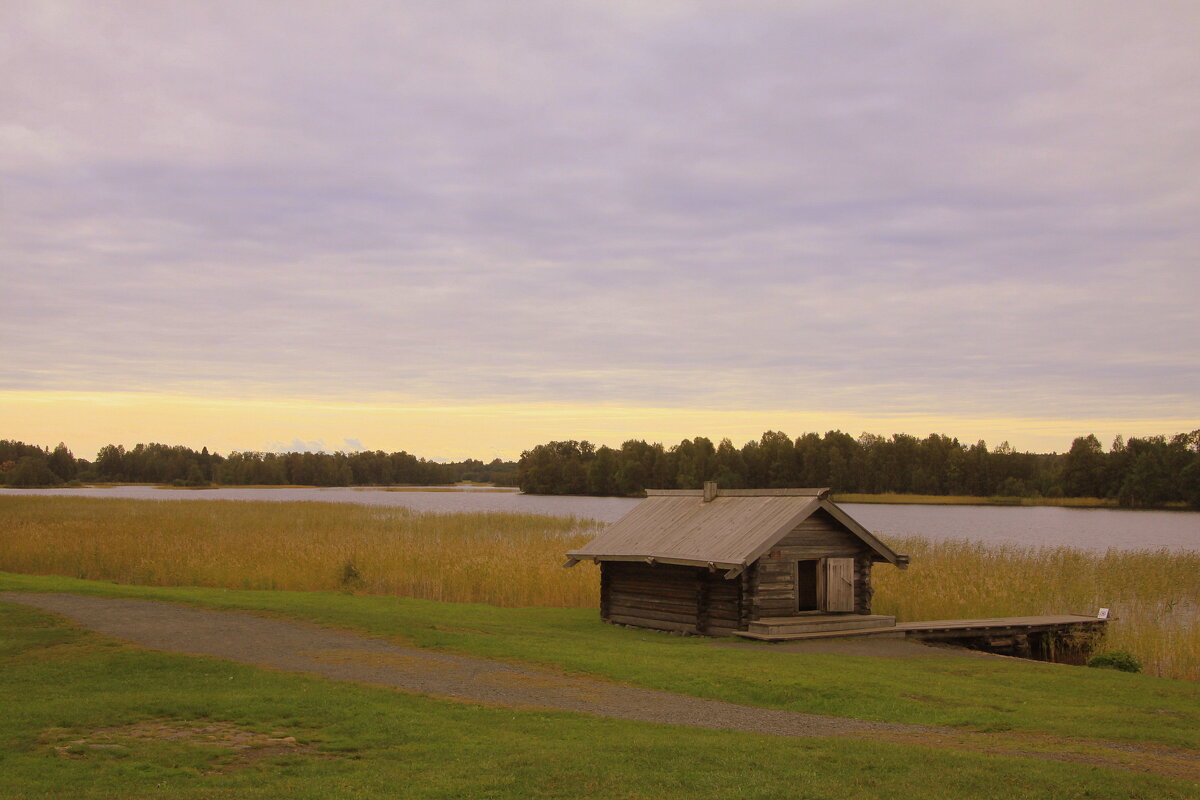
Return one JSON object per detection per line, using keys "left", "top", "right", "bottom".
{"left": 795, "top": 560, "right": 820, "bottom": 611}
{"left": 824, "top": 558, "right": 855, "bottom": 612}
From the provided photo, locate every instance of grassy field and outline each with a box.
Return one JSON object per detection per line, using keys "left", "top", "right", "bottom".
{"left": 2, "top": 579, "right": 1199, "bottom": 799}
{"left": 0, "top": 495, "right": 1197, "bottom": 680}
{"left": 4, "top": 571, "right": 1197, "bottom": 746}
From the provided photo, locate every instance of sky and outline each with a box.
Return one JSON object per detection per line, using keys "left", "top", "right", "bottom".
{"left": 3, "top": 1, "right": 1198, "bottom": 461}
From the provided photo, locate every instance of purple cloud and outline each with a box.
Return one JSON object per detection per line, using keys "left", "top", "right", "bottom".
{"left": 1, "top": 1, "right": 1197, "bottom": 424}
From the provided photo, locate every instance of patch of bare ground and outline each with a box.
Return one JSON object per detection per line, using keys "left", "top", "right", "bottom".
{"left": 40, "top": 719, "right": 333, "bottom": 774}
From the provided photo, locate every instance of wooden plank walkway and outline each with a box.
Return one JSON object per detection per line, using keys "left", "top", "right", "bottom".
{"left": 896, "top": 614, "right": 1103, "bottom": 635}
{"left": 734, "top": 614, "right": 1105, "bottom": 643}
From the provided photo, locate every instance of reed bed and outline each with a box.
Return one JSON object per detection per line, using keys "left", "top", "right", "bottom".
{"left": 0, "top": 496, "right": 603, "bottom": 608}
{"left": 873, "top": 537, "right": 1200, "bottom": 681}
{"left": 2, "top": 496, "right": 1196, "bottom": 680}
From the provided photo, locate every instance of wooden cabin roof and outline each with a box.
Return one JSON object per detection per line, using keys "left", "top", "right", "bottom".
{"left": 564, "top": 487, "right": 905, "bottom": 575}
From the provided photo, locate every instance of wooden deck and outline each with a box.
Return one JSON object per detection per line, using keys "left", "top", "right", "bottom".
{"left": 895, "top": 614, "right": 1104, "bottom": 637}
{"left": 734, "top": 613, "right": 1107, "bottom": 646}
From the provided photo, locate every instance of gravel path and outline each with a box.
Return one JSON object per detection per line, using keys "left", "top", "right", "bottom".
{"left": 2, "top": 592, "right": 938, "bottom": 739}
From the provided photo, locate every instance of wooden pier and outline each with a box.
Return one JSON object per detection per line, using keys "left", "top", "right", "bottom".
{"left": 734, "top": 614, "right": 1107, "bottom": 662}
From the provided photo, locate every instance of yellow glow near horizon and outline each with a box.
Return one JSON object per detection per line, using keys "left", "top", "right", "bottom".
{"left": 3, "top": 390, "right": 1196, "bottom": 462}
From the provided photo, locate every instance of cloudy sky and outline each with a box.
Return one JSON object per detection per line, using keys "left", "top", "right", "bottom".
{"left": 3, "top": 1, "right": 1198, "bottom": 459}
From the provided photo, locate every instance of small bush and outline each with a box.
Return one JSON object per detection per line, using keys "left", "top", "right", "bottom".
{"left": 1087, "top": 650, "right": 1142, "bottom": 673}
{"left": 339, "top": 559, "right": 363, "bottom": 588}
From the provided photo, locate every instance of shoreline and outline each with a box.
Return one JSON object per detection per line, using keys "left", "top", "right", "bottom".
{"left": 1, "top": 483, "right": 1195, "bottom": 511}
{"left": 830, "top": 493, "right": 1195, "bottom": 511}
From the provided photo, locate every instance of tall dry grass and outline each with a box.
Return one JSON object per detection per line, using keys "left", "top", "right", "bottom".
{"left": 873, "top": 536, "right": 1200, "bottom": 681}
{"left": 0, "top": 496, "right": 602, "bottom": 607}
{"left": 2, "top": 496, "right": 1196, "bottom": 680}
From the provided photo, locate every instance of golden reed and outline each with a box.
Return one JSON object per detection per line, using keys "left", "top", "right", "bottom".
{"left": 0, "top": 497, "right": 602, "bottom": 607}
{"left": 2, "top": 497, "right": 1195, "bottom": 680}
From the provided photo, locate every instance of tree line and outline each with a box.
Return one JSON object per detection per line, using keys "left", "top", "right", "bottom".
{"left": 0, "top": 440, "right": 518, "bottom": 488}
{"left": 4, "top": 430, "right": 1197, "bottom": 508}
{"left": 517, "top": 430, "right": 1200, "bottom": 508}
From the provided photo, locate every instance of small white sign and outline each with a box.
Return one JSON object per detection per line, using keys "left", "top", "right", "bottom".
{"left": 1098, "top": 607, "right": 1110, "bottom": 620}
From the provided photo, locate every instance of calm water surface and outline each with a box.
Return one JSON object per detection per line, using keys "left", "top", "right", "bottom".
{"left": 0, "top": 486, "right": 640, "bottom": 525}
{"left": 840, "top": 503, "right": 1198, "bottom": 553}
{"left": 3, "top": 486, "right": 1197, "bottom": 552}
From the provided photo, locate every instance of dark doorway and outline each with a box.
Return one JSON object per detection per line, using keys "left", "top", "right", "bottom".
{"left": 795, "top": 560, "right": 819, "bottom": 611}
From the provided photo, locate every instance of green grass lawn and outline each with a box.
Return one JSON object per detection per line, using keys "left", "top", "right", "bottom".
{"left": 2, "top": 572, "right": 1197, "bottom": 750}
{"left": 3, "top": 597, "right": 1198, "bottom": 800}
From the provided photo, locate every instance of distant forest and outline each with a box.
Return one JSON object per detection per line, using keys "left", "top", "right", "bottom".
{"left": 3, "top": 429, "right": 1198, "bottom": 509}
{"left": 517, "top": 430, "right": 1200, "bottom": 509}
{"left": 0, "top": 441, "right": 518, "bottom": 488}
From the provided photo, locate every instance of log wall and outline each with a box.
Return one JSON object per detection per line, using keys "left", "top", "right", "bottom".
{"left": 600, "top": 561, "right": 743, "bottom": 636}
{"left": 854, "top": 554, "right": 874, "bottom": 615}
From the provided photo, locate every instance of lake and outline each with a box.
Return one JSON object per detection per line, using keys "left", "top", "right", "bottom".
{"left": 2, "top": 486, "right": 1197, "bottom": 553}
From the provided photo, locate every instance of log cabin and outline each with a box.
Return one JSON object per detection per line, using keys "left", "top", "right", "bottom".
{"left": 563, "top": 483, "right": 908, "bottom": 636}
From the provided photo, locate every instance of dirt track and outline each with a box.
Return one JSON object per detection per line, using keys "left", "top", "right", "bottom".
{"left": 7, "top": 592, "right": 1200, "bottom": 780}
{"left": 1, "top": 592, "right": 933, "bottom": 739}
